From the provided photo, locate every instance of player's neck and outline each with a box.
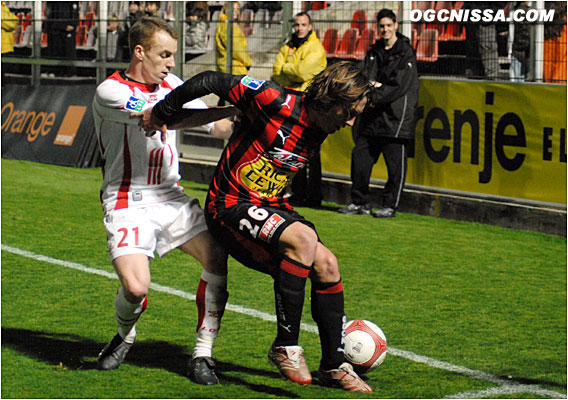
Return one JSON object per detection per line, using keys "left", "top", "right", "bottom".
{"left": 125, "top": 62, "right": 147, "bottom": 85}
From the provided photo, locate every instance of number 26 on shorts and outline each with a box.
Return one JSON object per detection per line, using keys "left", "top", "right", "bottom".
{"left": 238, "top": 206, "right": 269, "bottom": 239}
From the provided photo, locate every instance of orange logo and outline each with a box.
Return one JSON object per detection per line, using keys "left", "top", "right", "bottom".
{"left": 53, "top": 105, "right": 87, "bottom": 146}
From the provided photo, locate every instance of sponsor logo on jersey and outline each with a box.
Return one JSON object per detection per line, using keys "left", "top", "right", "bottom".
{"left": 259, "top": 213, "right": 285, "bottom": 241}
{"left": 148, "top": 94, "right": 158, "bottom": 102}
{"left": 240, "top": 76, "right": 265, "bottom": 90}
{"left": 237, "top": 155, "right": 293, "bottom": 198}
{"left": 267, "top": 147, "right": 307, "bottom": 170}
{"left": 125, "top": 96, "right": 146, "bottom": 111}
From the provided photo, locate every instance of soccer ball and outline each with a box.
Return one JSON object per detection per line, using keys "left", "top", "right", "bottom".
{"left": 344, "top": 319, "right": 387, "bottom": 373}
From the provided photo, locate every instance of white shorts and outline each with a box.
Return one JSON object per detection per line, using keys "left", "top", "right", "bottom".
{"left": 104, "top": 194, "right": 208, "bottom": 261}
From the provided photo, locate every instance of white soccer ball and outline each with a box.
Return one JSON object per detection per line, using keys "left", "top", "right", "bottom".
{"left": 344, "top": 319, "right": 387, "bottom": 373}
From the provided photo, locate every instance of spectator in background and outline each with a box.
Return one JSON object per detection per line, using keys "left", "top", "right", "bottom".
{"left": 273, "top": 11, "right": 327, "bottom": 207}
{"left": 145, "top": 1, "right": 162, "bottom": 19}
{"left": 106, "top": 13, "right": 121, "bottom": 61}
{"left": 185, "top": 6, "right": 208, "bottom": 52}
{"left": 43, "top": 1, "right": 79, "bottom": 78}
{"left": 242, "top": 1, "right": 282, "bottom": 24}
{"left": 463, "top": 2, "right": 484, "bottom": 78}
{"left": 118, "top": 1, "right": 142, "bottom": 61}
{"left": 215, "top": 1, "right": 252, "bottom": 74}
{"left": 1, "top": 1, "right": 18, "bottom": 83}
{"left": 543, "top": 1, "right": 567, "bottom": 83}
{"left": 510, "top": 1, "right": 532, "bottom": 82}
{"left": 476, "top": 2, "right": 508, "bottom": 79}
{"left": 1, "top": 1, "right": 17, "bottom": 54}
{"left": 2, "top": 1, "right": 19, "bottom": 55}
{"left": 338, "top": 8, "right": 418, "bottom": 218}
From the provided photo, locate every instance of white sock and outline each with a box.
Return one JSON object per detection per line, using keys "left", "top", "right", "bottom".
{"left": 114, "top": 286, "right": 147, "bottom": 344}
{"left": 193, "top": 270, "right": 228, "bottom": 359}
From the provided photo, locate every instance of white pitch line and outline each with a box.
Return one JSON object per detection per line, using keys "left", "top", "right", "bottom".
{"left": 2, "top": 244, "right": 565, "bottom": 399}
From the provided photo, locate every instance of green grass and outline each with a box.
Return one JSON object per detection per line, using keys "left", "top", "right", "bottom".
{"left": 1, "top": 158, "right": 566, "bottom": 398}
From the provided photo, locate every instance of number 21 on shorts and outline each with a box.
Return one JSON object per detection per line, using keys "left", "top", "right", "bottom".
{"left": 117, "top": 226, "right": 140, "bottom": 247}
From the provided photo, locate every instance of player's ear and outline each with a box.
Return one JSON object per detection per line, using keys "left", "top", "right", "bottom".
{"left": 133, "top": 44, "right": 144, "bottom": 60}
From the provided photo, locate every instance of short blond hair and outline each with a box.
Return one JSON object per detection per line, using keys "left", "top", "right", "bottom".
{"left": 128, "top": 16, "right": 178, "bottom": 56}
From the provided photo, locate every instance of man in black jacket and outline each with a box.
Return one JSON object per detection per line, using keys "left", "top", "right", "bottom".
{"left": 43, "top": 1, "right": 79, "bottom": 77}
{"left": 338, "top": 8, "right": 418, "bottom": 218}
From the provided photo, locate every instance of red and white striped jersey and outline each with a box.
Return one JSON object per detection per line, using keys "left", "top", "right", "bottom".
{"left": 93, "top": 71, "right": 211, "bottom": 213}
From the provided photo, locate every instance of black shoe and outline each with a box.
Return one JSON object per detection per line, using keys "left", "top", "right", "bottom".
{"left": 188, "top": 356, "right": 219, "bottom": 385}
{"left": 97, "top": 333, "right": 133, "bottom": 370}
{"left": 372, "top": 207, "right": 396, "bottom": 218}
{"left": 338, "top": 203, "right": 371, "bottom": 215}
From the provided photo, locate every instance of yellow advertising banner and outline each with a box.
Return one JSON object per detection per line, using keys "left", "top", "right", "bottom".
{"left": 321, "top": 80, "right": 567, "bottom": 205}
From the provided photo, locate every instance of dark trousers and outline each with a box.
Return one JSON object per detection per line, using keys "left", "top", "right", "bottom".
{"left": 290, "top": 150, "right": 322, "bottom": 204}
{"left": 350, "top": 134, "right": 408, "bottom": 209}
{"left": 46, "top": 30, "right": 77, "bottom": 76}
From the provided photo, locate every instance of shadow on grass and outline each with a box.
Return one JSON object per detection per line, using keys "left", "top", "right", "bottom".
{"left": 1, "top": 327, "right": 300, "bottom": 398}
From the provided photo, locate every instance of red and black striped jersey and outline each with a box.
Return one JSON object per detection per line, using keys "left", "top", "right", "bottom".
{"left": 153, "top": 71, "right": 327, "bottom": 215}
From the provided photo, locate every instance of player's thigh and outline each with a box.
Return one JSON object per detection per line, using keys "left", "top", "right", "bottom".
{"left": 178, "top": 230, "right": 228, "bottom": 275}
{"left": 155, "top": 196, "right": 209, "bottom": 258}
{"left": 278, "top": 221, "right": 319, "bottom": 266}
{"left": 207, "top": 204, "right": 313, "bottom": 275}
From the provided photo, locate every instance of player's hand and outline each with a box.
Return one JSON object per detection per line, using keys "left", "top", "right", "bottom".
{"left": 131, "top": 107, "right": 168, "bottom": 143}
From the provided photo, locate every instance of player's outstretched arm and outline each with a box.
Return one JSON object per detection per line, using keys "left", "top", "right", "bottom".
{"left": 133, "top": 105, "right": 240, "bottom": 142}
{"left": 166, "top": 106, "right": 241, "bottom": 130}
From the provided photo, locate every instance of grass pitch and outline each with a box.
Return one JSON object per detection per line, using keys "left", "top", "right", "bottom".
{"left": 1, "top": 158, "right": 566, "bottom": 398}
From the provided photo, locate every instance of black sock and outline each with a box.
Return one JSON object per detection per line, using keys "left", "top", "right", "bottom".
{"left": 273, "top": 256, "right": 311, "bottom": 346}
{"left": 311, "top": 279, "right": 346, "bottom": 370}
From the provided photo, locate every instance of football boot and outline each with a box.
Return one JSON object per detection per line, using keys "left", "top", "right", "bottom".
{"left": 97, "top": 333, "right": 133, "bottom": 370}
{"left": 318, "top": 362, "right": 373, "bottom": 393}
{"left": 188, "top": 356, "right": 219, "bottom": 385}
{"left": 268, "top": 343, "right": 312, "bottom": 385}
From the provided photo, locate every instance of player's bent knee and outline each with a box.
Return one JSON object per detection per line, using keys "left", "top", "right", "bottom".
{"left": 313, "top": 247, "right": 340, "bottom": 282}
{"left": 123, "top": 281, "right": 148, "bottom": 302}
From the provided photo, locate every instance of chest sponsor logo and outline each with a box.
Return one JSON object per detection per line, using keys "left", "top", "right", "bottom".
{"left": 125, "top": 96, "right": 146, "bottom": 111}
{"left": 148, "top": 94, "right": 158, "bottom": 102}
{"left": 241, "top": 76, "right": 265, "bottom": 90}
{"left": 238, "top": 155, "right": 293, "bottom": 198}
{"left": 259, "top": 213, "right": 285, "bottom": 242}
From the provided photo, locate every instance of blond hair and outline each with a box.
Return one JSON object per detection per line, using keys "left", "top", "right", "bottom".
{"left": 128, "top": 16, "right": 178, "bottom": 56}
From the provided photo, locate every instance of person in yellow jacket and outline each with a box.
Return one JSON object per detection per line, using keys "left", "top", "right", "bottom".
{"left": 273, "top": 11, "right": 327, "bottom": 207}
{"left": 272, "top": 11, "right": 327, "bottom": 91}
{"left": 215, "top": 2, "right": 252, "bottom": 74}
{"left": 1, "top": 1, "right": 18, "bottom": 55}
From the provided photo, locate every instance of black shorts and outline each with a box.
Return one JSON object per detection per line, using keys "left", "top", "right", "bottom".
{"left": 205, "top": 203, "right": 318, "bottom": 277}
